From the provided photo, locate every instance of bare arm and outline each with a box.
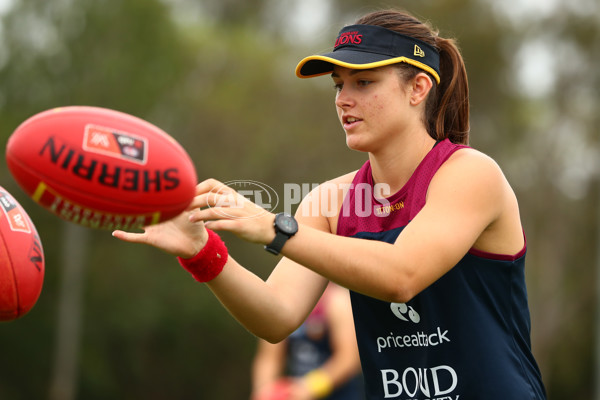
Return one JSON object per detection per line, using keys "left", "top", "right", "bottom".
{"left": 113, "top": 149, "right": 521, "bottom": 339}
{"left": 198, "top": 149, "right": 522, "bottom": 303}
{"left": 113, "top": 180, "right": 333, "bottom": 342}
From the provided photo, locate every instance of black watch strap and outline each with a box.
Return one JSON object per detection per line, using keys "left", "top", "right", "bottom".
{"left": 265, "top": 213, "right": 298, "bottom": 255}
{"left": 265, "top": 232, "right": 290, "bottom": 255}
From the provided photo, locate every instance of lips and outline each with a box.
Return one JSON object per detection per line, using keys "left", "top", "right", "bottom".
{"left": 343, "top": 115, "right": 362, "bottom": 129}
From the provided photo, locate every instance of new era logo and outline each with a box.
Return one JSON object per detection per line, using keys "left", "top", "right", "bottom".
{"left": 414, "top": 45, "right": 425, "bottom": 57}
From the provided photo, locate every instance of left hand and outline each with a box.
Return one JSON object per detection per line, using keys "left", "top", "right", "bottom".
{"left": 190, "top": 179, "right": 276, "bottom": 245}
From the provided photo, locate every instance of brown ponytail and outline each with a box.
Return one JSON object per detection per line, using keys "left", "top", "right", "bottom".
{"left": 355, "top": 10, "right": 470, "bottom": 144}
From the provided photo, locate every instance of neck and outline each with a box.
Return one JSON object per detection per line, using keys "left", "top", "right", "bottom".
{"left": 369, "top": 132, "right": 436, "bottom": 194}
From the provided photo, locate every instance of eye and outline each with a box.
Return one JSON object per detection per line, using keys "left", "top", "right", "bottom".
{"left": 357, "top": 79, "right": 372, "bottom": 87}
{"left": 333, "top": 82, "right": 343, "bottom": 92}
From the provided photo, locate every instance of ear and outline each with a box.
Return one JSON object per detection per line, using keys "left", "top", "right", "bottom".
{"left": 409, "top": 73, "right": 433, "bottom": 106}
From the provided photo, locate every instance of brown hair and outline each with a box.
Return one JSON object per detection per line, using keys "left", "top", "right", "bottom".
{"left": 355, "top": 10, "right": 470, "bottom": 145}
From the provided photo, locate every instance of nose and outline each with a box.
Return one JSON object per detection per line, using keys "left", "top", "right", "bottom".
{"left": 335, "top": 86, "right": 354, "bottom": 109}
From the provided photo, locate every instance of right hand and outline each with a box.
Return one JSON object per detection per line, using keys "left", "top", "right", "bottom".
{"left": 112, "top": 208, "right": 209, "bottom": 259}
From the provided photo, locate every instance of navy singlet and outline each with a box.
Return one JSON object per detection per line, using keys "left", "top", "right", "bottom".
{"left": 336, "top": 139, "right": 547, "bottom": 399}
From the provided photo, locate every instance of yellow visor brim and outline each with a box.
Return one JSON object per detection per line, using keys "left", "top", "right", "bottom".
{"left": 295, "top": 55, "right": 441, "bottom": 84}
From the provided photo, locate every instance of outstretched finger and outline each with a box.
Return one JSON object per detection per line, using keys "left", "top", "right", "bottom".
{"left": 112, "top": 229, "right": 148, "bottom": 244}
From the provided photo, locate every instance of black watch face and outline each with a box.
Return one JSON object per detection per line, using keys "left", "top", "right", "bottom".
{"left": 277, "top": 214, "right": 298, "bottom": 235}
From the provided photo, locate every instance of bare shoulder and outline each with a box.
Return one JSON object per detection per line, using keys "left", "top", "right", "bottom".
{"left": 447, "top": 147, "right": 503, "bottom": 172}
{"left": 433, "top": 147, "right": 510, "bottom": 195}
{"left": 296, "top": 170, "right": 359, "bottom": 234}
{"left": 301, "top": 170, "right": 358, "bottom": 207}
{"left": 429, "top": 147, "right": 523, "bottom": 254}
{"left": 324, "top": 170, "right": 359, "bottom": 187}
{"left": 427, "top": 147, "right": 516, "bottom": 229}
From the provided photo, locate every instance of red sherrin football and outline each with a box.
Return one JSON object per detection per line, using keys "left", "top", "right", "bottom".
{"left": 5, "top": 106, "right": 198, "bottom": 230}
{"left": 0, "top": 186, "right": 44, "bottom": 321}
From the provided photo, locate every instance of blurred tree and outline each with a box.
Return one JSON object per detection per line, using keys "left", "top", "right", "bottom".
{"left": 487, "top": 3, "right": 600, "bottom": 398}
{"left": 48, "top": 223, "right": 90, "bottom": 400}
{"left": 0, "top": 1, "right": 200, "bottom": 399}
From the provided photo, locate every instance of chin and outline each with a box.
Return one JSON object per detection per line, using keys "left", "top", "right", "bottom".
{"left": 345, "top": 136, "right": 371, "bottom": 153}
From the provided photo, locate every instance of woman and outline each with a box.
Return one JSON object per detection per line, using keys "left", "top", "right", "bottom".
{"left": 114, "top": 9, "right": 547, "bottom": 399}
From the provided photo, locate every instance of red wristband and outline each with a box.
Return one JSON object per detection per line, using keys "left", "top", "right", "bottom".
{"left": 177, "top": 229, "right": 228, "bottom": 282}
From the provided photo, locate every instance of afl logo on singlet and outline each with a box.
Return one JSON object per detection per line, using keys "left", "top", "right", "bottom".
{"left": 390, "top": 303, "right": 420, "bottom": 323}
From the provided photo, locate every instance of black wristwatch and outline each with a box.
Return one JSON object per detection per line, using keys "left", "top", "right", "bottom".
{"left": 265, "top": 212, "right": 298, "bottom": 255}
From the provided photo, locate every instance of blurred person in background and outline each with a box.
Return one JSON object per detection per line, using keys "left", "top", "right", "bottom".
{"left": 251, "top": 283, "right": 363, "bottom": 400}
